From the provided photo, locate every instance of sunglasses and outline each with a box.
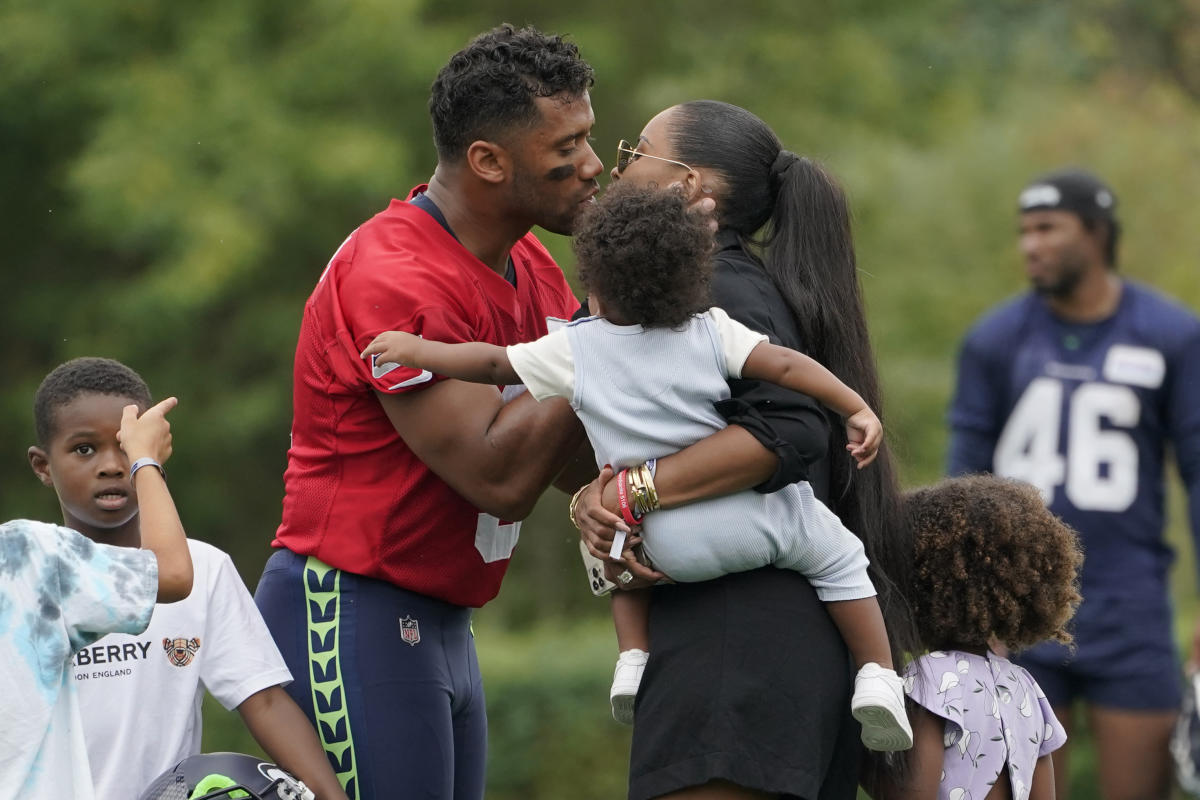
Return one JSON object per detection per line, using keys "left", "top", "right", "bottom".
{"left": 616, "top": 139, "right": 694, "bottom": 174}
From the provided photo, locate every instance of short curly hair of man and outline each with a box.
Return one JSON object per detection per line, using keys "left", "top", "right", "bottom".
{"left": 574, "top": 183, "right": 715, "bottom": 328}
{"left": 429, "top": 24, "right": 594, "bottom": 161}
{"left": 34, "top": 357, "right": 152, "bottom": 445}
{"left": 905, "top": 474, "right": 1083, "bottom": 653}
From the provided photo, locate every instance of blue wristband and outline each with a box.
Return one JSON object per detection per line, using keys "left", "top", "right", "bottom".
{"left": 130, "top": 457, "right": 166, "bottom": 482}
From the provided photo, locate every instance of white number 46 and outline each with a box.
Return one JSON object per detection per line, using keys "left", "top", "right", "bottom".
{"left": 994, "top": 377, "right": 1140, "bottom": 511}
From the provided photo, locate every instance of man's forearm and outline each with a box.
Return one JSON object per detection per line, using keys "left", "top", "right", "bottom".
{"left": 379, "top": 383, "right": 587, "bottom": 520}
{"left": 474, "top": 392, "right": 588, "bottom": 517}
{"left": 553, "top": 439, "right": 600, "bottom": 494}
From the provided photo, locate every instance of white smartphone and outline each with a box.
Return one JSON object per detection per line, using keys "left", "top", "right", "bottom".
{"left": 579, "top": 539, "right": 617, "bottom": 597}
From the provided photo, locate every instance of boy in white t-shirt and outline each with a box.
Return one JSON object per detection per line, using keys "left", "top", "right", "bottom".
{"left": 2, "top": 380, "right": 191, "bottom": 800}
{"left": 360, "top": 184, "right": 913, "bottom": 752}
{"left": 25, "top": 358, "right": 348, "bottom": 800}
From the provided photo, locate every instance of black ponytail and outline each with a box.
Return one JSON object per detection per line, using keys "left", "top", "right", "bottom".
{"left": 770, "top": 156, "right": 918, "bottom": 664}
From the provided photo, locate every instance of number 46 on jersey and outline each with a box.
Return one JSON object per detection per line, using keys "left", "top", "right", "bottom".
{"left": 994, "top": 376, "right": 1140, "bottom": 512}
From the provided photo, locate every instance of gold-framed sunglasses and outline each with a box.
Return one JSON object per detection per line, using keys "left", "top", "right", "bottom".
{"left": 616, "top": 139, "right": 694, "bottom": 174}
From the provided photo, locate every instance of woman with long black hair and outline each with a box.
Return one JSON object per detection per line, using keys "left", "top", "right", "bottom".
{"left": 576, "top": 100, "right": 916, "bottom": 799}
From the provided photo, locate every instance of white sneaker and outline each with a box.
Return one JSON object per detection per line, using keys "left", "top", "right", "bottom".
{"left": 610, "top": 649, "right": 648, "bottom": 725}
{"left": 851, "top": 662, "right": 914, "bottom": 751}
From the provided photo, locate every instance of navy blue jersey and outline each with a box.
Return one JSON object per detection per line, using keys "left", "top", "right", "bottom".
{"left": 948, "top": 281, "right": 1200, "bottom": 604}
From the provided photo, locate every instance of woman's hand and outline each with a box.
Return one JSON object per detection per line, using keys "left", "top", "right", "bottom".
{"left": 844, "top": 407, "right": 881, "bottom": 468}
{"left": 603, "top": 554, "right": 665, "bottom": 589}
{"left": 576, "top": 466, "right": 630, "bottom": 559}
{"left": 577, "top": 466, "right": 664, "bottom": 584}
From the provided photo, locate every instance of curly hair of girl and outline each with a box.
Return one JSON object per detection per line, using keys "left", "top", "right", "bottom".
{"left": 905, "top": 474, "right": 1083, "bottom": 653}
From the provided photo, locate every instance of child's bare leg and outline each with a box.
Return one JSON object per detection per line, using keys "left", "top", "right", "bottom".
{"left": 827, "top": 595, "right": 912, "bottom": 752}
{"left": 824, "top": 596, "right": 892, "bottom": 670}
{"left": 612, "top": 588, "right": 651, "bottom": 653}
{"left": 609, "top": 588, "right": 651, "bottom": 725}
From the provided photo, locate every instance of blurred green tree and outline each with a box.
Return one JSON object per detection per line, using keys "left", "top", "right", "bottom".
{"left": 4, "top": 0, "right": 1200, "bottom": 632}
{"left": 3, "top": 4, "right": 1200, "bottom": 795}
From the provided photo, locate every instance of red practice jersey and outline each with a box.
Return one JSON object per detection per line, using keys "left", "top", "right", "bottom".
{"left": 274, "top": 188, "right": 579, "bottom": 607}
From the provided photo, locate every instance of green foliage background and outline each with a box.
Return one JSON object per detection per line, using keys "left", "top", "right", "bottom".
{"left": 5, "top": 1, "right": 1200, "bottom": 796}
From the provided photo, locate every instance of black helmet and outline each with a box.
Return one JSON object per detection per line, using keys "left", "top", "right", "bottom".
{"left": 138, "top": 752, "right": 315, "bottom": 800}
{"left": 1173, "top": 672, "right": 1200, "bottom": 797}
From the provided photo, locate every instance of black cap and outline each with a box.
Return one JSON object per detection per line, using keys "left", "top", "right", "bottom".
{"left": 1018, "top": 168, "right": 1117, "bottom": 222}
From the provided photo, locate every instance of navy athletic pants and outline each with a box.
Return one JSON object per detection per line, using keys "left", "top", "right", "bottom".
{"left": 254, "top": 549, "right": 487, "bottom": 800}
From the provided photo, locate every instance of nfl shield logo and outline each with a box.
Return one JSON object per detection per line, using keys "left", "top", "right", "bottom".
{"left": 399, "top": 616, "right": 421, "bottom": 646}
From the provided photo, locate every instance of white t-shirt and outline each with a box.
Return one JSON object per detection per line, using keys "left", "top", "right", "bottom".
{"left": 0, "top": 519, "right": 157, "bottom": 800}
{"left": 72, "top": 539, "right": 292, "bottom": 800}
{"left": 509, "top": 306, "right": 765, "bottom": 401}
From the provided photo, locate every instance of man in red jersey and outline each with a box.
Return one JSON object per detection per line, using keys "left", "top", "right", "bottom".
{"left": 254, "top": 25, "right": 601, "bottom": 800}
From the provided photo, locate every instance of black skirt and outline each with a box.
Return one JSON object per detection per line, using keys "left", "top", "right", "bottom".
{"left": 628, "top": 567, "right": 860, "bottom": 800}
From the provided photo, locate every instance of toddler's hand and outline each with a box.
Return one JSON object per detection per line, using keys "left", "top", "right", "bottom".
{"left": 361, "top": 331, "right": 421, "bottom": 367}
{"left": 117, "top": 397, "right": 178, "bottom": 466}
{"left": 844, "top": 408, "right": 881, "bottom": 468}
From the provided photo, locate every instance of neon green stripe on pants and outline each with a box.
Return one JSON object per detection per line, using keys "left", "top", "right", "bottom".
{"left": 304, "top": 556, "right": 359, "bottom": 796}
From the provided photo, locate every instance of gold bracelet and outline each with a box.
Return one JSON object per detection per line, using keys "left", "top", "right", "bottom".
{"left": 627, "top": 463, "right": 660, "bottom": 517}
{"left": 637, "top": 462, "right": 660, "bottom": 514}
{"left": 568, "top": 484, "right": 588, "bottom": 530}
{"left": 626, "top": 465, "right": 645, "bottom": 515}
{"left": 636, "top": 466, "right": 654, "bottom": 516}
{"left": 627, "top": 465, "right": 643, "bottom": 516}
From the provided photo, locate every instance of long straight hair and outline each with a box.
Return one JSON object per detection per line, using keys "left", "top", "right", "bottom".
{"left": 670, "top": 100, "right": 919, "bottom": 661}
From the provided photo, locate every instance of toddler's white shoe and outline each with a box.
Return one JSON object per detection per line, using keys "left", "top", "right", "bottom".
{"left": 610, "top": 649, "right": 648, "bottom": 725}
{"left": 851, "top": 662, "right": 914, "bottom": 751}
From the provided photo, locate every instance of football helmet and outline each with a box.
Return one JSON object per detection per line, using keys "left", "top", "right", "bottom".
{"left": 138, "top": 752, "right": 316, "bottom": 800}
{"left": 1173, "top": 671, "right": 1200, "bottom": 797}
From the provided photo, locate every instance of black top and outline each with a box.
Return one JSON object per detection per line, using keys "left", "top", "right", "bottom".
{"left": 711, "top": 228, "right": 834, "bottom": 497}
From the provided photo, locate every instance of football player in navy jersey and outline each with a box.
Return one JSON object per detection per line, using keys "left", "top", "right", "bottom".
{"left": 948, "top": 168, "right": 1200, "bottom": 800}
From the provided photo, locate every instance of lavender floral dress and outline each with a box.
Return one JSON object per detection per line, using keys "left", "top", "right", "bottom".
{"left": 904, "top": 650, "right": 1067, "bottom": 800}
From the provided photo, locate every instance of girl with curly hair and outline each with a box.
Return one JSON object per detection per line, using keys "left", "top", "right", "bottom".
{"left": 361, "top": 181, "right": 914, "bottom": 752}
{"left": 878, "top": 474, "right": 1084, "bottom": 800}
